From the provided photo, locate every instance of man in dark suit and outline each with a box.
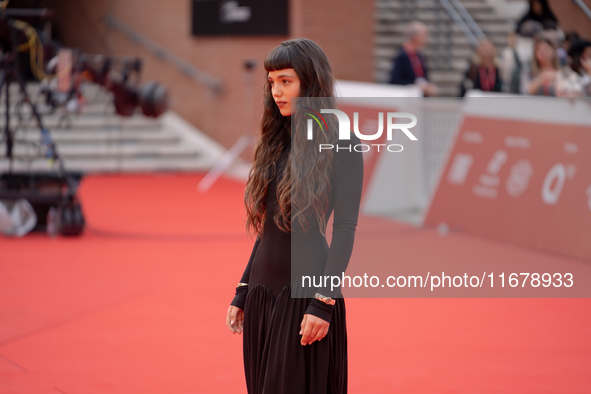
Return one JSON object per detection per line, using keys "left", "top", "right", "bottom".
{"left": 389, "top": 21, "right": 438, "bottom": 96}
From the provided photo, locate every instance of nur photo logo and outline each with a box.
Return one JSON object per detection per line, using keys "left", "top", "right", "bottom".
{"left": 303, "top": 107, "right": 418, "bottom": 152}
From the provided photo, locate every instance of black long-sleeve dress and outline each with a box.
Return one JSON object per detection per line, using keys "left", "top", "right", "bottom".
{"left": 230, "top": 133, "right": 364, "bottom": 394}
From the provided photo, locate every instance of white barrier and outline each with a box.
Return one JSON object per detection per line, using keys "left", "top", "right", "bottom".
{"left": 334, "top": 81, "right": 463, "bottom": 225}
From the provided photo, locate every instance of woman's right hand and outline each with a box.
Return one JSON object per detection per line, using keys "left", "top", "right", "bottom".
{"left": 226, "top": 305, "right": 244, "bottom": 334}
{"left": 527, "top": 71, "right": 556, "bottom": 95}
{"left": 540, "top": 69, "right": 557, "bottom": 83}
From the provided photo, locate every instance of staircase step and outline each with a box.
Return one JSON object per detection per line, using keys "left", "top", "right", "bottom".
{"left": 376, "top": 34, "right": 508, "bottom": 49}
{"left": 435, "top": 85, "right": 462, "bottom": 96}
{"left": 428, "top": 70, "right": 467, "bottom": 83}
{"left": 10, "top": 129, "right": 180, "bottom": 144}
{"left": 376, "top": 46, "right": 475, "bottom": 59}
{"left": 376, "top": 22, "right": 512, "bottom": 36}
{"left": 3, "top": 115, "right": 163, "bottom": 130}
{"left": 9, "top": 142, "right": 202, "bottom": 159}
{"left": 0, "top": 103, "right": 130, "bottom": 118}
{"left": 377, "top": 0, "right": 493, "bottom": 11}
{"left": 0, "top": 157, "right": 216, "bottom": 173}
{"left": 376, "top": 57, "right": 469, "bottom": 74}
{"left": 376, "top": 10, "right": 511, "bottom": 24}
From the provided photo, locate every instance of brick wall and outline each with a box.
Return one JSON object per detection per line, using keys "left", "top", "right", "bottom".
{"left": 46, "top": 0, "right": 375, "bottom": 153}
{"left": 548, "top": 0, "right": 591, "bottom": 40}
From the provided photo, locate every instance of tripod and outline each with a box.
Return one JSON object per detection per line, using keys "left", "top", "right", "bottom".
{"left": 0, "top": 16, "right": 84, "bottom": 236}
{"left": 0, "top": 17, "right": 61, "bottom": 171}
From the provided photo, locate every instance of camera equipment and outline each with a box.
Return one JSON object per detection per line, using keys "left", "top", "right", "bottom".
{"left": 0, "top": 6, "right": 85, "bottom": 236}
{"left": 38, "top": 51, "right": 169, "bottom": 120}
{"left": 0, "top": 5, "right": 169, "bottom": 236}
{"left": 78, "top": 54, "right": 169, "bottom": 117}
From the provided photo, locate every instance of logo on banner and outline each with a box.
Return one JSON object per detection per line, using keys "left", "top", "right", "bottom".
{"left": 506, "top": 159, "right": 533, "bottom": 197}
{"left": 541, "top": 163, "right": 577, "bottom": 205}
{"left": 472, "top": 150, "right": 507, "bottom": 199}
{"left": 447, "top": 153, "right": 473, "bottom": 185}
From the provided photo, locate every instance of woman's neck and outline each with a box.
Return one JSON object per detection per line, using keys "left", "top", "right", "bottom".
{"left": 540, "top": 63, "right": 554, "bottom": 71}
{"left": 480, "top": 59, "right": 494, "bottom": 69}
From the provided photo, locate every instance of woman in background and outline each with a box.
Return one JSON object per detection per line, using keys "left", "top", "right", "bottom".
{"left": 515, "top": 0, "right": 558, "bottom": 33}
{"left": 460, "top": 38, "right": 503, "bottom": 96}
{"left": 567, "top": 39, "right": 591, "bottom": 97}
{"left": 524, "top": 36, "right": 562, "bottom": 96}
{"left": 525, "top": 36, "right": 583, "bottom": 97}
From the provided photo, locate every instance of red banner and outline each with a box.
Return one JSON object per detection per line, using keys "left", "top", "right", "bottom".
{"left": 425, "top": 116, "right": 591, "bottom": 261}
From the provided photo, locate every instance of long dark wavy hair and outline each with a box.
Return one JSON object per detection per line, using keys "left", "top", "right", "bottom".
{"left": 244, "top": 38, "right": 339, "bottom": 239}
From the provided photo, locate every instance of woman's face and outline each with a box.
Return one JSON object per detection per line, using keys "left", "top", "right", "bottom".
{"left": 268, "top": 68, "right": 301, "bottom": 116}
{"left": 478, "top": 40, "right": 495, "bottom": 61}
{"left": 535, "top": 41, "right": 554, "bottom": 66}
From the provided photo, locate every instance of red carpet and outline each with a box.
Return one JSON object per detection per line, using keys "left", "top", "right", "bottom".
{"left": 1, "top": 173, "right": 590, "bottom": 393}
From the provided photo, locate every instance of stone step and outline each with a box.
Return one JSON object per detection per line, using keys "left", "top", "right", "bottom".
{"left": 435, "top": 84, "right": 462, "bottom": 96}
{"left": 7, "top": 143, "right": 203, "bottom": 160}
{"left": 375, "top": 46, "right": 475, "bottom": 60}
{"left": 0, "top": 157, "right": 216, "bottom": 173}
{"left": 378, "top": 0, "right": 491, "bottom": 9}
{"left": 374, "top": 70, "right": 465, "bottom": 86}
{"left": 0, "top": 102, "right": 128, "bottom": 118}
{"left": 1, "top": 114, "right": 163, "bottom": 130}
{"left": 375, "top": 48, "right": 505, "bottom": 66}
{"left": 375, "top": 57, "right": 469, "bottom": 74}
{"left": 429, "top": 70, "right": 466, "bottom": 84}
{"left": 10, "top": 129, "right": 180, "bottom": 144}
{"left": 376, "top": 34, "right": 508, "bottom": 49}
{"left": 376, "top": 9, "right": 512, "bottom": 24}
{"left": 376, "top": 22, "right": 513, "bottom": 35}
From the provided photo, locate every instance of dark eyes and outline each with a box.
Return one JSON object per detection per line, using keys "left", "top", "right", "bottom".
{"left": 268, "top": 79, "right": 290, "bottom": 86}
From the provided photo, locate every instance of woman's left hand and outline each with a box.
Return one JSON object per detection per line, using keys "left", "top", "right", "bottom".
{"left": 299, "top": 314, "right": 329, "bottom": 345}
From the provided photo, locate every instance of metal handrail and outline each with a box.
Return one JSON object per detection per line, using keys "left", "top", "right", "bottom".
{"left": 449, "top": 0, "right": 486, "bottom": 40}
{"left": 438, "top": 0, "right": 480, "bottom": 47}
{"left": 103, "top": 15, "right": 222, "bottom": 94}
{"left": 572, "top": 0, "right": 591, "bottom": 21}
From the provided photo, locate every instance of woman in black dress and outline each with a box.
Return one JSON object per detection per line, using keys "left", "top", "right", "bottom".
{"left": 225, "top": 38, "right": 364, "bottom": 393}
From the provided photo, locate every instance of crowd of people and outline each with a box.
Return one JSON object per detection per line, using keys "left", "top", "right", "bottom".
{"left": 389, "top": 0, "right": 591, "bottom": 98}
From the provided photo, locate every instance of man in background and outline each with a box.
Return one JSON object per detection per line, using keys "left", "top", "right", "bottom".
{"left": 389, "top": 21, "right": 438, "bottom": 96}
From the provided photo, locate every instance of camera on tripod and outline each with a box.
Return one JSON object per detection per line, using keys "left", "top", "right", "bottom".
{"left": 0, "top": 4, "right": 169, "bottom": 237}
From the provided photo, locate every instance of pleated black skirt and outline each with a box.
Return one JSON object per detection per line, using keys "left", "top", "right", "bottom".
{"left": 242, "top": 283, "right": 348, "bottom": 394}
